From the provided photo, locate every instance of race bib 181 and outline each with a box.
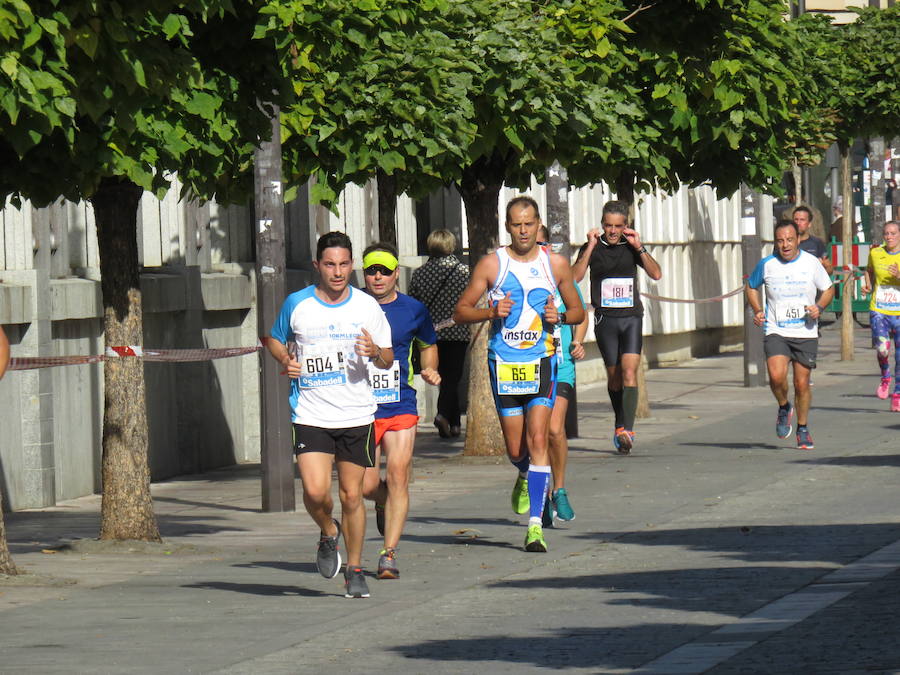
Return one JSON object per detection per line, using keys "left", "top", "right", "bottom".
{"left": 600, "top": 277, "right": 634, "bottom": 308}
{"left": 368, "top": 360, "right": 401, "bottom": 404}
{"left": 299, "top": 348, "right": 347, "bottom": 388}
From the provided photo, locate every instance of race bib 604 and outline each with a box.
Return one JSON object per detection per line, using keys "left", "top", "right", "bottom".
{"left": 299, "top": 349, "right": 347, "bottom": 388}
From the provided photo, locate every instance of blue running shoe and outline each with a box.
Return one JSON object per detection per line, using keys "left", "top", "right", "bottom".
{"left": 553, "top": 488, "right": 575, "bottom": 521}
{"left": 775, "top": 403, "right": 793, "bottom": 439}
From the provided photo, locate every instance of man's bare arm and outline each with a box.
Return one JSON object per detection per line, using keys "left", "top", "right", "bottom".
{"left": 453, "top": 256, "right": 502, "bottom": 324}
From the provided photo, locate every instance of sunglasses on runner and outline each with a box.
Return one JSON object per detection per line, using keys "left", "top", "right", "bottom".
{"left": 364, "top": 264, "right": 395, "bottom": 276}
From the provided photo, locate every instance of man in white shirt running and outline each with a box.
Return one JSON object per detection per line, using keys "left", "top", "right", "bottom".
{"left": 267, "top": 232, "right": 393, "bottom": 598}
{"left": 746, "top": 220, "right": 834, "bottom": 450}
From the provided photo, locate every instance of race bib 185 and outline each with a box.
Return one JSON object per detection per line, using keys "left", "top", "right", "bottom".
{"left": 368, "top": 360, "right": 401, "bottom": 404}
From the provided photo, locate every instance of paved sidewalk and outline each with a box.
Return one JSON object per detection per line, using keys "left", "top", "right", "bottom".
{"left": 2, "top": 321, "right": 899, "bottom": 674}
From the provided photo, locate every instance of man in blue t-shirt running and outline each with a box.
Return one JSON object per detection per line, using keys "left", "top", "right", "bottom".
{"left": 361, "top": 243, "right": 440, "bottom": 580}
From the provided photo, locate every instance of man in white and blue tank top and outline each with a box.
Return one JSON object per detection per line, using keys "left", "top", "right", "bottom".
{"left": 454, "top": 196, "right": 585, "bottom": 553}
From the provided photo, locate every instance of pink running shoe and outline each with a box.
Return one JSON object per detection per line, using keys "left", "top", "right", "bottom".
{"left": 877, "top": 378, "right": 891, "bottom": 400}
{"left": 892, "top": 394, "right": 900, "bottom": 413}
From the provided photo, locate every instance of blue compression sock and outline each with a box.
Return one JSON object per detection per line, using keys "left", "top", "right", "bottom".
{"left": 527, "top": 465, "right": 551, "bottom": 521}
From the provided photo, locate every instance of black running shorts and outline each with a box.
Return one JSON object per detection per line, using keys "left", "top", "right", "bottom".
{"left": 555, "top": 381, "right": 575, "bottom": 402}
{"left": 292, "top": 423, "right": 375, "bottom": 467}
{"left": 594, "top": 314, "right": 643, "bottom": 366}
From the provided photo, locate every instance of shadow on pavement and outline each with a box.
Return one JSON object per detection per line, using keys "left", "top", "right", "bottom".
{"left": 678, "top": 441, "right": 782, "bottom": 450}
{"left": 488, "top": 565, "right": 823, "bottom": 614}
{"left": 232, "top": 561, "right": 319, "bottom": 574}
{"left": 401, "top": 533, "right": 521, "bottom": 550}
{"left": 153, "top": 495, "right": 261, "bottom": 513}
{"left": 793, "top": 454, "right": 900, "bottom": 468}
{"left": 388, "top": 624, "right": 711, "bottom": 671}
{"left": 5, "top": 511, "right": 248, "bottom": 554}
{"left": 567, "top": 522, "right": 900, "bottom": 566}
{"left": 182, "top": 581, "right": 332, "bottom": 598}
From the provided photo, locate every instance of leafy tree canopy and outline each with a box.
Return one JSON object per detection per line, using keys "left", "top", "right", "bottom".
{"left": 262, "top": 0, "right": 633, "bottom": 206}
{"left": 558, "top": 0, "right": 810, "bottom": 196}
{"left": 0, "top": 0, "right": 286, "bottom": 207}
{"left": 263, "top": 0, "right": 816, "bottom": 206}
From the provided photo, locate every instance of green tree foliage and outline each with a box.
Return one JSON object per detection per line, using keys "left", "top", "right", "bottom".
{"left": 0, "top": 1, "right": 285, "bottom": 541}
{"left": 269, "top": 0, "right": 810, "bottom": 240}
{"left": 557, "top": 0, "right": 809, "bottom": 198}
{"left": 2, "top": 1, "right": 284, "bottom": 207}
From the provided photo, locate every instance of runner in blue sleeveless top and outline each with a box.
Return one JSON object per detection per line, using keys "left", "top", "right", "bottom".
{"left": 454, "top": 196, "right": 584, "bottom": 552}
{"left": 360, "top": 242, "right": 440, "bottom": 580}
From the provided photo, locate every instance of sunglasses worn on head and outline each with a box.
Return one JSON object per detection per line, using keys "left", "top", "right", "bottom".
{"left": 364, "top": 264, "right": 395, "bottom": 276}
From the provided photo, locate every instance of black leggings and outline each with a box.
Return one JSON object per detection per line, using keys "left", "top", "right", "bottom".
{"left": 594, "top": 314, "right": 643, "bottom": 366}
{"left": 437, "top": 340, "right": 468, "bottom": 425}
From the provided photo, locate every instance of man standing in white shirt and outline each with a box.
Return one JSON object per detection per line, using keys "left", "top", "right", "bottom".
{"left": 267, "top": 232, "right": 393, "bottom": 598}
{"left": 746, "top": 220, "right": 834, "bottom": 450}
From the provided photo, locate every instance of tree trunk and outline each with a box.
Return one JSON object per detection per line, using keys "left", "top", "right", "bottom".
{"left": 0, "top": 486, "right": 17, "bottom": 576}
{"left": 458, "top": 151, "right": 508, "bottom": 456}
{"left": 91, "top": 177, "right": 161, "bottom": 542}
{"left": 615, "top": 172, "right": 651, "bottom": 418}
{"left": 839, "top": 141, "right": 854, "bottom": 361}
{"left": 377, "top": 169, "right": 398, "bottom": 248}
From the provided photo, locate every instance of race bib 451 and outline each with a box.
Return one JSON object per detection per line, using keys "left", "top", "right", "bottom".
{"left": 775, "top": 304, "right": 807, "bottom": 328}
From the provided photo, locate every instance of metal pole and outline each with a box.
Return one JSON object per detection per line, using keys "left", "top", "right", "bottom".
{"left": 740, "top": 184, "right": 766, "bottom": 387}
{"left": 254, "top": 105, "right": 295, "bottom": 512}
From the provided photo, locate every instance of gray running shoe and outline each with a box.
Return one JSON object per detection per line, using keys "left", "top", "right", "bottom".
{"left": 377, "top": 548, "right": 399, "bottom": 579}
{"left": 796, "top": 427, "right": 814, "bottom": 450}
{"left": 344, "top": 566, "right": 371, "bottom": 598}
{"left": 316, "top": 519, "right": 342, "bottom": 579}
{"left": 775, "top": 403, "right": 793, "bottom": 439}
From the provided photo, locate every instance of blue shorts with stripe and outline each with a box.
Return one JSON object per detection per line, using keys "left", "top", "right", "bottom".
{"left": 487, "top": 355, "right": 557, "bottom": 418}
